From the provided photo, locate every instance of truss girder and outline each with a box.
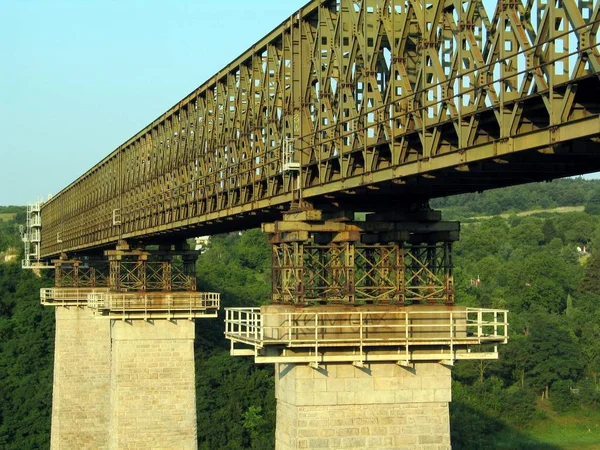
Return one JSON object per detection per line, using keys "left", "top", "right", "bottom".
{"left": 40, "top": 0, "right": 600, "bottom": 257}
{"left": 108, "top": 257, "right": 196, "bottom": 293}
{"left": 268, "top": 209, "right": 456, "bottom": 305}
{"left": 272, "top": 241, "right": 453, "bottom": 305}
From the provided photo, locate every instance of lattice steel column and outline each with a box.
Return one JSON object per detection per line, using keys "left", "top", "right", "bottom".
{"left": 53, "top": 255, "right": 109, "bottom": 290}
{"left": 264, "top": 207, "right": 458, "bottom": 305}
{"left": 354, "top": 243, "right": 405, "bottom": 304}
{"left": 272, "top": 240, "right": 306, "bottom": 304}
{"left": 104, "top": 241, "right": 198, "bottom": 294}
{"left": 404, "top": 241, "right": 455, "bottom": 305}
{"left": 106, "top": 241, "right": 149, "bottom": 292}
{"left": 93, "top": 240, "right": 213, "bottom": 320}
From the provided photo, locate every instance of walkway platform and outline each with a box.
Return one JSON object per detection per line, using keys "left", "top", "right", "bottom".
{"left": 41, "top": 287, "right": 109, "bottom": 306}
{"left": 225, "top": 305, "right": 508, "bottom": 365}
{"left": 87, "top": 291, "right": 220, "bottom": 320}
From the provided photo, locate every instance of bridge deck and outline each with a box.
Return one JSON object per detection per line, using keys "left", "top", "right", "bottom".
{"left": 39, "top": 0, "right": 600, "bottom": 258}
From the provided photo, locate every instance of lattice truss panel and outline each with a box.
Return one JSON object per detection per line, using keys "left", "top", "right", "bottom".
{"left": 272, "top": 241, "right": 453, "bottom": 305}
{"left": 108, "top": 256, "right": 196, "bottom": 292}
{"left": 54, "top": 261, "right": 109, "bottom": 288}
{"left": 40, "top": 0, "right": 600, "bottom": 257}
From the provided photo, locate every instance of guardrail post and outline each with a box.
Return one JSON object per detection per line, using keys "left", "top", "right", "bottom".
{"left": 450, "top": 311, "right": 454, "bottom": 359}
{"left": 494, "top": 310, "right": 498, "bottom": 337}
{"left": 287, "top": 312, "right": 292, "bottom": 347}
{"left": 359, "top": 312, "right": 364, "bottom": 362}
{"left": 314, "top": 312, "right": 318, "bottom": 363}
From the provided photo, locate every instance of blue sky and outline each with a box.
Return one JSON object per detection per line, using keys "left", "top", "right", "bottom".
{"left": 0, "top": 0, "right": 307, "bottom": 205}
{"left": 1, "top": 1, "right": 596, "bottom": 206}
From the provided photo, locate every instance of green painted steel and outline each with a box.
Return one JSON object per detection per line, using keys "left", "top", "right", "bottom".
{"left": 40, "top": 0, "right": 600, "bottom": 258}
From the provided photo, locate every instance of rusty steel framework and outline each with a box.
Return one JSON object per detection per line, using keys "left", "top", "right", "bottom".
{"left": 271, "top": 241, "right": 454, "bottom": 304}
{"left": 42, "top": 241, "right": 221, "bottom": 319}
{"left": 105, "top": 242, "right": 198, "bottom": 292}
{"left": 53, "top": 257, "right": 109, "bottom": 288}
{"left": 266, "top": 208, "right": 457, "bottom": 305}
{"left": 51, "top": 242, "right": 197, "bottom": 292}
{"left": 39, "top": 0, "right": 600, "bottom": 258}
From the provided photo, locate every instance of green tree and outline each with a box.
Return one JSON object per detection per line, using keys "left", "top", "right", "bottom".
{"left": 541, "top": 219, "right": 558, "bottom": 243}
{"left": 551, "top": 380, "right": 578, "bottom": 412}
{"left": 525, "top": 314, "right": 584, "bottom": 395}
{"left": 509, "top": 218, "right": 544, "bottom": 248}
{"left": 581, "top": 249, "right": 600, "bottom": 294}
{"left": 584, "top": 189, "right": 600, "bottom": 215}
{"left": 0, "top": 264, "right": 54, "bottom": 450}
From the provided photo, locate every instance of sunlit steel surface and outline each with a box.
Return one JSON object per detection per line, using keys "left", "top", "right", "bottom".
{"left": 40, "top": 0, "right": 600, "bottom": 258}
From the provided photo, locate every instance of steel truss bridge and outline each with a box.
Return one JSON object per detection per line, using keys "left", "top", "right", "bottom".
{"left": 24, "top": 6, "right": 600, "bottom": 438}
{"left": 23, "top": 0, "right": 600, "bottom": 336}
{"left": 32, "top": 0, "right": 600, "bottom": 260}
{"left": 22, "top": 0, "right": 600, "bottom": 377}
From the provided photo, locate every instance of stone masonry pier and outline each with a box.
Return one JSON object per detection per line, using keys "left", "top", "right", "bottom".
{"left": 44, "top": 243, "right": 220, "bottom": 450}
{"left": 51, "top": 306, "right": 111, "bottom": 450}
{"left": 109, "top": 319, "right": 197, "bottom": 450}
{"left": 275, "top": 362, "right": 451, "bottom": 450}
{"left": 50, "top": 304, "right": 201, "bottom": 450}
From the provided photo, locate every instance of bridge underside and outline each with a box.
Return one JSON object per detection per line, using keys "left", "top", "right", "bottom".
{"left": 44, "top": 129, "right": 600, "bottom": 256}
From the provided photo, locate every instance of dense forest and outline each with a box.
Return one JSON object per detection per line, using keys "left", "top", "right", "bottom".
{"left": 0, "top": 205, "right": 54, "bottom": 448}
{"left": 1, "top": 179, "right": 600, "bottom": 449}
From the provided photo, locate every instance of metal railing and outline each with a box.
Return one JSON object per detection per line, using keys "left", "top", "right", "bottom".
{"left": 28, "top": 202, "right": 41, "bottom": 213}
{"left": 88, "top": 291, "right": 220, "bottom": 318}
{"left": 40, "top": 287, "right": 109, "bottom": 306}
{"left": 22, "top": 202, "right": 53, "bottom": 270}
{"left": 226, "top": 307, "right": 263, "bottom": 342}
{"left": 225, "top": 307, "right": 508, "bottom": 350}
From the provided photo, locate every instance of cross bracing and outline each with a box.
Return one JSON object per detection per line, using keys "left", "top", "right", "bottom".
{"left": 40, "top": 0, "right": 600, "bottom": 258}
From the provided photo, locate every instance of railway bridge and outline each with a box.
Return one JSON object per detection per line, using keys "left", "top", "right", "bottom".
{"left": 22, "top": 0, "right": 600, "bottom": 448}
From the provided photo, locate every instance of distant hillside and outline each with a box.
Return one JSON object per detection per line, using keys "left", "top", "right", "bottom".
{"left": 470, "top": 205, "right": 584, "bottom": 220}
{"left": 0, "top": 207, "right": 25, "bottom": 255}
{"left": 431, "top": 178, "right": 600, "bottom": 219}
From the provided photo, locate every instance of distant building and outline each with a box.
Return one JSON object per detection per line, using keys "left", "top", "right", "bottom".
{"left": 577, "top": 245, "right": 589, "bottom": 256}
{"left": 2, "top": 247, "right": 18, "bottom": 263}
{"left": 195, "top": 236, "right": 210, "bottom": 252}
